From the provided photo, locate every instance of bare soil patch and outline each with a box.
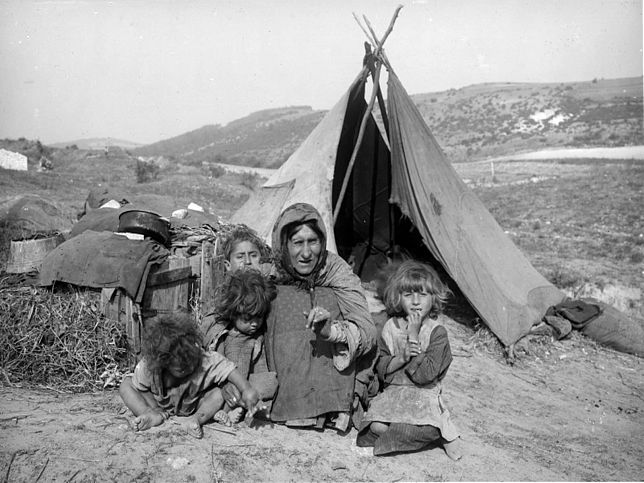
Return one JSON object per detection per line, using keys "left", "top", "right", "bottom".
{"left": 1, "top": 321, "right": 642, "bottom": 482}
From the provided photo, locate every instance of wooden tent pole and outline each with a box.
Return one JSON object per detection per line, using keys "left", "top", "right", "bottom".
{"left": 333, "top": 6, "right": 403, "bottom": 225}
{"left": 332, "top": 60, "right": 383, "bottom": 224}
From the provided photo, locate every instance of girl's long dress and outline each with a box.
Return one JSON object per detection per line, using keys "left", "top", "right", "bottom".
{"left": 264, "top": 285, "right": 355, "bottom": 422}
{"left": 362, "top": 314, "right": 460, "bottom": 442}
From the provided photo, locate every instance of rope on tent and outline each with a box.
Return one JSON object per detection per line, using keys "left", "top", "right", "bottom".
{"left": 333, "top": 6, "right": 403, "bottom": 225}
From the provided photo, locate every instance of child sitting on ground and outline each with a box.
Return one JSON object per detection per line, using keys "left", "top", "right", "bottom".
{"left": 357, "top": 260, "right": 464, "bottom": 459}
{"left": 205, "top": 269, "right": 278, "bottom": 425}
{"left": 118, "top": 312, "right": 264, "bottom": 438}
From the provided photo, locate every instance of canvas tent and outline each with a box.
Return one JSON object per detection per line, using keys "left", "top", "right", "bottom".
{"left": 232, "top": 14, "right": 565, "bottom": 348}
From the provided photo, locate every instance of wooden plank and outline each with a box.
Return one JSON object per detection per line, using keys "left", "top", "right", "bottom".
{"left": 142, "top": 256, "right": 193, "bottom": 314}
{"left": 200, "top": 240, "right": 216, "bottom": 322}
{"left": 146, "top": 266, "right": 192, "bottom": 287}
{"left": 101, "top": 287, "right": 141, "bottom": 365}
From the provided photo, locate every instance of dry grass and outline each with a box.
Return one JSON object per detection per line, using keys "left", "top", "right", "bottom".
{"left": 0, "top": 276, "right": 129, "bottom": 393}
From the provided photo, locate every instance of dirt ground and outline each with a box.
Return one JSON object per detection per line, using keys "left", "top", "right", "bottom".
{"left": 1, "top": 318, "right": 642, "bottom": 482}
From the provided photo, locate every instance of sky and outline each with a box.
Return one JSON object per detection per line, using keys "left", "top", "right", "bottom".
{"left": 0, "top": 0, "right": 642, "bottom": 145}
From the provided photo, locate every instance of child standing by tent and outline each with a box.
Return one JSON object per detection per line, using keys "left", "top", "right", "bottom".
{"left": 204, "top": 269, "right": 278, "bottom": 424}
{"left": 357, "top": 260, "right": 463, "bottom": 459}
{"left": 118, "top": 313, "right": 264, "bottom": 439}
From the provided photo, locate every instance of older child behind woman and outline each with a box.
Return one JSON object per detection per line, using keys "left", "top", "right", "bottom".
{"left": 119, "top": 313, "right": 264, "bottom": 438}
{"left": 357, "top": 260, "right": 464, "bottom": 459}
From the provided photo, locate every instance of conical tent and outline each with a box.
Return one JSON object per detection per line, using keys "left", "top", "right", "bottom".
{"left": 232, "top": 40, "right": 564, "bottom": 347}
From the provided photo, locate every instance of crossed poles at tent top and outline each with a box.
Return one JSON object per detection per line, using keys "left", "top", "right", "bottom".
{"left": 332, "top": 5, "right": 403, "bottom": 224}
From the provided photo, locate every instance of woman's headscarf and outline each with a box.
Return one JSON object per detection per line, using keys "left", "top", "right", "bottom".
{"left": 271, "top": 202, "right": 329, "bottom": 289}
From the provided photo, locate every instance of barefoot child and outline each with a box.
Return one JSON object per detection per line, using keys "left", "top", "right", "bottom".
{"left": 118, "top": 313, "right": 264, "bottom": 438}
{"left": 357, "top": 260, "right": 463, "bottom": 459}
{"left": 205, "top": 269, "right": 278, "bottom": 424}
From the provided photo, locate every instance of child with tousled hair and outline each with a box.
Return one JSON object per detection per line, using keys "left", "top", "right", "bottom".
{"left": 357, "top": 260, "right": 463, "bottom": 459}
{"left": 204, "top": 269, "right": 278, "bottom": 424}
{"left": 118, "top": 312, "right": 264, "bottom": 438}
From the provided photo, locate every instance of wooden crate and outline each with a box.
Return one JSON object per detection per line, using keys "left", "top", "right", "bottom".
{"left": 141, "top": 255, "right": 196, "bottom": 315}
{"left": 100, "top": 249, "right": 226, "bottom": 361}
{"left": 101, "top": 255, "right": 196, "bottom": 362}
{"left": 101, "top": 287, "right": 141, "bottom": 364}
{"left": 199, "top": 240, "right": 227, "bottom": 323}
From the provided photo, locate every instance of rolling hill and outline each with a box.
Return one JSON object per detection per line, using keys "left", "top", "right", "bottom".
{"left": 131, "top": 76, "right": 643, "bottom": 167}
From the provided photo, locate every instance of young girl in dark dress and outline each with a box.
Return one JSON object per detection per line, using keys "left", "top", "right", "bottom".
{"left": 358, "top": 260, "right": 463, "bottom": 459}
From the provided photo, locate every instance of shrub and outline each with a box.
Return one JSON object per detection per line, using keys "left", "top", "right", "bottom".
{"left": 545, "top": 267, "right": 585, "bottom": 289}
{"left": 135, "top": 159, "right": 160, "bottom": 183}
{"left": 630, "top": 251, "right": 643, "bottom": 264}
{"left": 204, "top": 163, "right": 226, "bottom": 178}
{"left": 240, "top": 172, "right": 259, "bottom": 190}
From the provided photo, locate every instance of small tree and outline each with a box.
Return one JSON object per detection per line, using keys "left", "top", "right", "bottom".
{"left": 135, "top": 159, "right": 160, "bottom": 183}
{"left": 240, "top": 172, "right": 259, "bottom": 190}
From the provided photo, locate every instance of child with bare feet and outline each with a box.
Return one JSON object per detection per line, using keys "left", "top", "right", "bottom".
{"left": 356, "top": 260, "right": 464, "bottom": 459}
{"left": 205, "top": 269, "right": 278, "bottom": 425}
{"left": 118, "top": 313, "right": 265, "bottom": 438}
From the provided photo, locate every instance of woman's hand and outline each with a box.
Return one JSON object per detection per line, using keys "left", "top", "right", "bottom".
{"left": 304, "top": 306, "right": 332, "bottom": 338}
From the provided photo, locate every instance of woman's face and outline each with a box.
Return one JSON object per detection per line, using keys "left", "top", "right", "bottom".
{"left": 287, "top": 224, "right": 322, "bottom": 275}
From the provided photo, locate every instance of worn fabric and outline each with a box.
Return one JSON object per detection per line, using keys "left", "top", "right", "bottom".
{"left": 208, "top": 324, "right": 267, "bottom": 379}
{"left": 378, "top": 314, "right": 453, "bottom": 387}
{"left": 363, "top": 314, "right": 459, "bottom": 442}
{"left": 269, "top": 203, "right": 377, "bottom": 365}
{"left": 546, "top": 299, "right": 602, "bottom": 330}
{"left": 130, "top": 351, "right": 236, "bottom": 416}
{"left": 357, "top": 423, "right": 442, "bottom": 456}
{"left": 39, "top": 230, "right": 169, "bottom": 302}
{"left": 387, "top": 73, "right": 565, "bottom": 347}
{"left": 579, "top": 299, "right": 644, "bottom": 358}
{"left": 70, "top": 205, "right": 130, "bottom": 238}
{"left": 265, "top": 285, "right": 355, "bottom": 422}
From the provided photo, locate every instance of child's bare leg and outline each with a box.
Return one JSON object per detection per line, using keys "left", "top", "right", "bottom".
{"left": 180, "top": 387, "right": 225, "bottom": 439}
{"left": 119, "top": 376, "right": 166, "bottom": 432}
{"left": 213, "top": 402, "right": 233, "bottom": 427}
{"left": 134, "top": 410, "right": 166, "bottom": 432}
{"left": 442, "top": 437, "right": 464, "bottom": 461}
{"left": 226, "top": 406, "right": 245, "bottom": 424}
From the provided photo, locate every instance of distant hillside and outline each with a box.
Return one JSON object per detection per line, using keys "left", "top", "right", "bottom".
{"left": 133, "top": 76, "right": 643, "bottom": 167}
{"left": 411, "top": 76, "right": 643, "bottom": 161}
{"left": 133, "top": 106, "right": 325, "bottom": 168}
{"left": 50, "top": 137, "right": 143, "bottom": 150}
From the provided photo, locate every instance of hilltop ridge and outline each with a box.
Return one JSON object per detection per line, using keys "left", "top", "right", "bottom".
{"left": 40, "top": 76, "right": 644, "bottom": 167}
